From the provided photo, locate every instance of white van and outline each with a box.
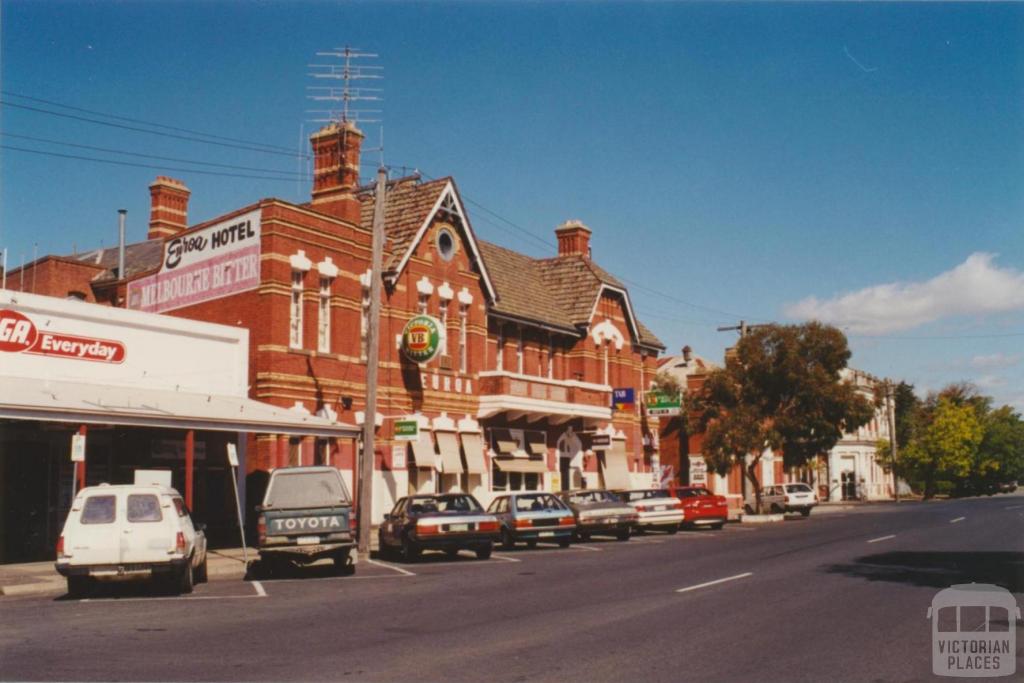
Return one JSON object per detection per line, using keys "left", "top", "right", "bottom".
{"left": 55, "top": 483, "right": 208, "bottom": 596}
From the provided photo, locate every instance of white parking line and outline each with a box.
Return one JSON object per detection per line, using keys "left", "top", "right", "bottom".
{"left": 365, "top": 558, "right": 416, "bottom": 576}
{"left": 950, "top": 517, "right": 966, "bottom": 524}
{"left": 1003, "top": 505, "right": 1024, "bottom": 510}
{"left": 867, "top": 534, "right": 896, "bottom": 544}
{"left": 251, "top": 580, "right": 266, "bottom": 597}
{"left": 571, "top": 544, "right": 602, "bottom": 552}
{"left": 629, "top": 538, "right": 664, "bottom": 544}
{"left": 676, "top": 572, "right": 753, "bottom": 594}
{"left": 490, "top": 553, "right": 522, "bottom": 563}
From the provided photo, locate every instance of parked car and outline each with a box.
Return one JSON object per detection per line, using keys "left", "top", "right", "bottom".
{"left": 255, "top": 466, "right": 357, "bottom": 575}
{"left": 55, "top": 483, "right": 208, "bottom": 597}
{"left": 665, "top": 485, "right": 728, "bottom": 529}
{"left": 780, "top": 483, "right": 818, "bottom": 515}
{"left": 556, "top": 489, "right": 637, "bottom": 541}
{"left": 744, "top": 486, "right": 786, "bottom": 514}
{"left": 378, "top": 493, "right": 500, "bottom": 562}
{"left": 618, "top": 489, "right": 684, "bottom": 533}
{"left": 997, "top": 480, "right": 1018, "bottom": 494}
{"left": 487, "top": 492, "right": 575, "bottom": 549}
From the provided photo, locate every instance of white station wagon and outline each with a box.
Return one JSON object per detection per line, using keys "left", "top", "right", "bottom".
{"left": 55, "top": 483, "right": 208, "bottom": 596}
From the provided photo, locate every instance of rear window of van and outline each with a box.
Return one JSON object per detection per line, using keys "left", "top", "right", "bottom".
{"left": 81, "top": 495, "right": 116, "bottom": 524}
{"left": 127, "top": 494, "right": 163, "bottom": 522}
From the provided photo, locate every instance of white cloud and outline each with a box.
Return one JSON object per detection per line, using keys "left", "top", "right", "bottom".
{"left": 975, "top": 374, "right": 1007, "bottom": 390}
{"left": 783, "top": 253, "right": 1024, "bottom": 334}
{"left": 970, "top": 353, "right": 1022, "bottom": 370}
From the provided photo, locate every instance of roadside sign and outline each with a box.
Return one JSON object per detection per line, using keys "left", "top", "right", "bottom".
{"left": 645, "top": 390, "right": 682, "bottom": 417}
{"left": 690, "top": 457, "right": 708, "bottom": 484}
{"left": 589, "top": 433, "right": 611, "bottom": 450}
{"left": 226, "top": 442, "right": 239, "bottom": 467}
{"left": 612, "top": 388, "right": 635, "bottom": 411}
{"left": 391, "top": 444, "right": 407, "bottom": 469}
{"left": 70, "top": 434, "right": 85, "bottom": 462}
{"left": 394, "top": 420, "right": 419, "bottom": 441}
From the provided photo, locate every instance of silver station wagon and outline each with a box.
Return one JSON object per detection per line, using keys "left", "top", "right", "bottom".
{"left": 487, "top": 492, "right": 576, "bottom": 549}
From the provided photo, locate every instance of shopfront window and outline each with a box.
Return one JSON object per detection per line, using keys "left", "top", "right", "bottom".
{"left": 289, "top": 270, "right": 304, "bottom": 349}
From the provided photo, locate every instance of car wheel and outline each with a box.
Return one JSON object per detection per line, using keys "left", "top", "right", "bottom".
{"left": 616, "top": 529, "right": 630, "bottom": 542}
{"left": 333, "top": 554, "right": 356, "bottom": 576}
{"left": 577, "top": 530, "right": 591, "bottom": 542}
{"left": 501, "top": 528, "right": 516, "bottom": 550}
{"left": 444, "top": 548, "right": 460, "bottom": 559}
{"left": 557, "top": 537, "right": 571, "bottom": 549}
{"left": 526, "top": 539, "right": 538, "bottom": 549}
{"left": 66, "top": 575, "right": 89, "bottom": 598}
{"left": 400, "top": 535, "right": 421, "bottom": 563}
{"left": 475, "top": 543, "right": 493, "bottom": 560}
{"left": 770, "top": 504, "right": 783, "bottom": 514}
{"left": 178, "top": 562, "right": 194, "bottom": 595}
{"left": 194, "top": 555, "right": 208, "bottom": 584}
{"left": 711, "top": 522, "right": 725, "bottom": 530}
{"left": 744, "top": 504, "right": 754, "bottom": 515}
{"left": 665, "top": 524, "right": 678, "bottom": 535}
{"left": 800, "top": 508, "right": 811, "bottom": 517}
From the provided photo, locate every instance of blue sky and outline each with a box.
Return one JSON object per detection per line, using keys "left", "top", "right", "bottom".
{"left": 2, "top": 1, "right": 1022, "bottom": 410}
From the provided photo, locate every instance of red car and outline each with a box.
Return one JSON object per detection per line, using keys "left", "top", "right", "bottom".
{"left": 664, "top": 486, "right": 728, "bottom": 529}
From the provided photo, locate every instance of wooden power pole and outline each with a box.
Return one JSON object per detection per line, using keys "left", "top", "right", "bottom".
{"left": 358, "top": 166, "right": 387, "bottom": 555}
{"left": 887, "top": 380, "right": 900, "bottom": 503}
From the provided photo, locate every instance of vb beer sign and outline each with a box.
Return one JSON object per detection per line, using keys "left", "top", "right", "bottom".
{"left": 401, "top": 315, "right": 442, "bottom": 363}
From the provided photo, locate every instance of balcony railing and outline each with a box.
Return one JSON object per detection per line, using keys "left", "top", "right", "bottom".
{"left": 478, "top": 371, "right": 610, "bottom": 409}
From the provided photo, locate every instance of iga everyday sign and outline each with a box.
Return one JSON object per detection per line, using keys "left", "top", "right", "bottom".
{"left": 0, "top": 309, "right": 126, "bottom": 364}
{"left": 127, "top": 209, "right": 261, "bottom": 313}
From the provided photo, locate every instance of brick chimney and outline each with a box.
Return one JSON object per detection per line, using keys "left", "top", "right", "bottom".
{"left": 148, "top": 177, "right": 191, "bottom": 240}
{"left": 310, "top": 121, "right": 364, "bottom": 224}
{"left": 555, "top": 219, "right": 592, "bottom": 259}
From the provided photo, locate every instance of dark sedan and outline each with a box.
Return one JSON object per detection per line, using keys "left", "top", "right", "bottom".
{"left": 556, "top": 489, "right": 637, "bottom": 541}
{"left": 487, "top": 493, "right": 575, "bottom": 549}
{"left": 377, "top": 494, "right": 500, "bottom": 562}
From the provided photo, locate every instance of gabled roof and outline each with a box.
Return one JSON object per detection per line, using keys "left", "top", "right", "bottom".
{"left": 356, "top": 176, "right": 497, "bottom": 302}
{"left": 75, "top": 239, "right": 164, "bottom": 282}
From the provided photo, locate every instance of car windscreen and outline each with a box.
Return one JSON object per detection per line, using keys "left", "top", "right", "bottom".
{"left": 264, "top": 471, "right": 350, "bottom": 508}
{"left": 81, "top": 495, "right": 116, "bottom": 524}
{"left": 127, "top": 494, "right": 163, "bottom": 522}
{"left": 568, "top": 490, "right": 618, "bottom": 504}
{"left": 514, "top": 494, "right": 563, "bottom": 511}
{"left": 785, "top": 484, "right": 812, "bottom": 493}
{"left": 677, "top": 488, "right": 711, "bottom": 498}
{"left": 433, "top": 495, "right": 482, "bottom": 512}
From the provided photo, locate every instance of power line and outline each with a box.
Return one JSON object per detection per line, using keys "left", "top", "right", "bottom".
{"left": 1, "top": 144, "right": 308, "bottom": 182}
{"left": 1, "top": 132, "right": 306, "bottom": 177}
{"left": 848, "top": 331, "right": 1024, "bottom": 341}
{"left": 2, "top": 90, "right": 303, "bottom": 156}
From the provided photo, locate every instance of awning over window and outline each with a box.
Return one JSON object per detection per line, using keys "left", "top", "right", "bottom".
{"left": 600, "top": 439, "right": 631, "bottom": 490}
{"left": 410, "top": 432, "right": 436, "bottom": 469}
{"left": 0, "top": 376, "right": 360, "bottom": 438}
{"left": 435, "top": 431, "right": 464, "bottom": 474}
{"left": 494, "top": 457, "right": 548, "bottom": 474}
{"left": 460, "top": 432, "right": 487, "bottom": 474}
{"left": 492, "top": 428, "right": 529, "bottom": 458}
{"left": 526, "top": 432, "right": 547, "bottom": 457}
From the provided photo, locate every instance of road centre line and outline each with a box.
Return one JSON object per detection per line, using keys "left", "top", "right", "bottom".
{"left": 676, "top": 572, "right": 753, "bottom": 594}
{"left": 365, "top": 558, "right": 416, "bottom": 576}
{"left": 867, "top": 534, "right": 896, "bottom": 544}
{"left": 1004, "top": 505, "right": 1024, "bottom": 510}
{"left": 950, "top": 517, "right": 966, "bottom": 523}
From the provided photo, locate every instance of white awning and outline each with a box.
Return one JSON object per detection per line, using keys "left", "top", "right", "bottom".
{"left": 494, "top": 457, "right": 548, "bottom": 474}
{"left": 435, "top": 431, "right": 464, "bottom": 474}
{"left": 410, "top": 431, "right": 436, "bottom": 469}
{"left": 526, "top": 432, "right": 547, "bottom": 457}
{"left": 0, "top": 376, "right": 359, "bottom": 438}
{"left": 492, "top": 429, "right": 529, "bottom": 458}
{"left": 600, "top": 440, "right": 631, "bottom": 490}
{"left": 460, "top": 432, "right": 487, "bottom": 474}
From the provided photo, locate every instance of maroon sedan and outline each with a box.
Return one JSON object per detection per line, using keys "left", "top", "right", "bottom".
{"left": 665, "top": 486, "right": 727, "bottom": 529}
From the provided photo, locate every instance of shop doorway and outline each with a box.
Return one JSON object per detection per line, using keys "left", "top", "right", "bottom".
{"left": 841, "top": 470, "right": 857, "bottom": 501}
{"left": 556, "top": 428, "right": 582, "bottom": 491}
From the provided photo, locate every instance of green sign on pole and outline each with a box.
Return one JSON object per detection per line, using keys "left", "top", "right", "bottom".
{"left": 645, "top": 390, "right": 682, "bottom": 417}
{"left": 394, "top": 420, "right": 420, "bottom": 441}
{"left": 400, "top": 315, "right": 442, "bottom": 363}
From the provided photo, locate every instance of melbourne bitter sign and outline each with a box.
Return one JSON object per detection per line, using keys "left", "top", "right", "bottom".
{"left": 400, "top": 315, "right": 442, "bottom": 363}
{"left": 127, "top": 209, "right": 261, "bottom": 314}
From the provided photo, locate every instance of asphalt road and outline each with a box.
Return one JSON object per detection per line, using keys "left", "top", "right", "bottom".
{"left": 2, "top": 495, "right": 1022, "bottom": 682}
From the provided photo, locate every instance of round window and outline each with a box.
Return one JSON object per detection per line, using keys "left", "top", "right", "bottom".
{"left": 436, "top": 228, "right": 455, "bottom": 262}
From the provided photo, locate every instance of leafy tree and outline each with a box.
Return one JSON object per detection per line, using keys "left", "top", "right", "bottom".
{"left": 902, "top": 396, "right": 984, "bottom": 498}
{"left": 694, "top": 322, "right": 874, "bottom": 513}
{"left": 977, "top": 405, "right": 1024, "bottom": 486}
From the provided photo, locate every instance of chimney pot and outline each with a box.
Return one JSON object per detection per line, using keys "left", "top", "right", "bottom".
{"left": 683, "top": 345, "right": 693, "bottom": 362}
{"left": 147, "top": 177, "right": 190, "bottom": 240}
{"left": 554, "top": 219, "right": 592, "bottom": 259}
{"left": 309, "top": 121, "right": 364, "bottom": 223}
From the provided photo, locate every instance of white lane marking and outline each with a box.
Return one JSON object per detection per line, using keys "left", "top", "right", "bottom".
{"left": 1003, "top": 505, "right": 1024, "bottom": 510}
{"left": 867, "top": 534, "right": 896, "bottom": 544}
{"left": 950, "top": 517, "right": 966, "bottom": 524}
{"left": 571, "top": 544, "right": 602, "bottom": 552}
{"left": 251, "top": 580, "right": 266, "bottom": 597}
{"left": 365, "top": 558, "right": 416, "bottom": 576}
{"left": 490, "top": 553, "right": 522, "bottom": 563}
{"left": 725, "top": 526, "right": 756, "bottom": 532}
{"left": 80, "top": 594, "right": 262, "bottom": 603}
{"left": 629, "top": 538, "right": 664, "bottom": 544}
{"left": 676, "top": 572, "right": 753, "bottom": 594}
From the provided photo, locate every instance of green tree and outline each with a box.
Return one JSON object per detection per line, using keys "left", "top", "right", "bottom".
{"left": 695, "top": 322, "right": 874, "bottom": 513}
{"left": 977, "top": 405, "right": 1024, "bottom": 486}
{"left": 902, "top": 397, "right": 984, "bottom": 498}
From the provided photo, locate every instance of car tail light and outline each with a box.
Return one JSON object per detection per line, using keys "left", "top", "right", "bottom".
{"left": 56, "top": 536, "right": 65, "bottom": 558}
{"left": 559, "top": 516, "right": 574, "bottom": 526}
{"left": 257, "top": 514, "right": 267, "bottom": 544}
{"left": 175, "top": 532, "right": 186, "bottom": 554}
{"left": 477, "top": 520, "right": 500, "bottom": 533}
{"left": 416, "top": 523, "right": 440, "bottom": 536}
{"left": 349, "top": 510, "right": 357, "bottom": 530}
{"left": 515, "top": 518, "right": 533, "bottom": 529}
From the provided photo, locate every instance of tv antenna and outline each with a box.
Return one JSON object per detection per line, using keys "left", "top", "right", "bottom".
{"left": 307, "top": 46, "right": 383, "bottom": 127}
